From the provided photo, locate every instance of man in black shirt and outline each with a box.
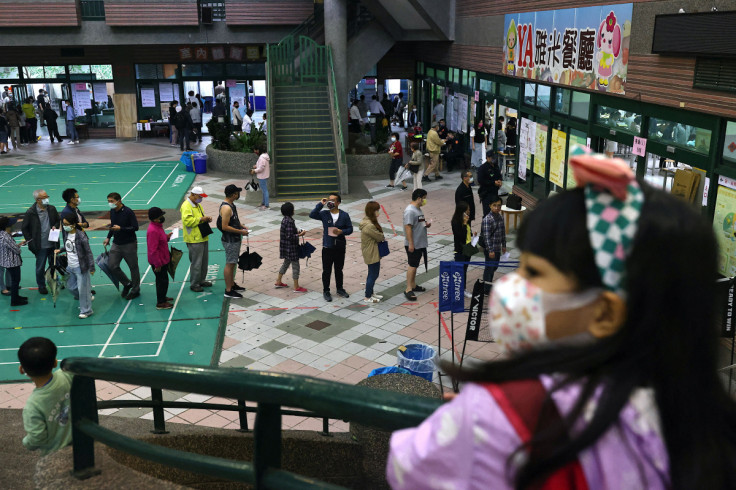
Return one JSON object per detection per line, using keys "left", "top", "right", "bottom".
{"left": 477, "top": 150, "right": 504, "bottom": 218}
{"left": 445, "top": 131, "right": 465, "bottom": 173}
{"left": 437, "top": 119, "right": 449, "bottom": 140}
{"left": 103, "top": 192, "right": 141, "bottom": 300}
{"left": 455, "top": 171, "right": 476, "bottom": 225}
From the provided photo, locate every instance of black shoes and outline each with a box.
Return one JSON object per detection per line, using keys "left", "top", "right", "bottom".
{"left": 190, "top": 285, "right": 204, "bottom": 292}
{"left": 232, "top": 284, "right": 246, "bottom": 291}
{"left": 404, "top": 290, "right": 417, "bottom": 301}
{"left": 11, "top": 296, "right": 28, "bottom": 306}
{"left": 435, "top": 175, "right": 443, "bottom": 180}
{"left": 201, "top": 281, "right": 213, "bottom": 287}
{"left": 121, "top": 284, "right": 132, "bottom": 298}
{"left": 323, "top": 291, "right": 333, "bottom": 302}
{"left": 38, "top": 287, "right": 48, "bottom": 295}
{"left": 126, "top": 291, "right": 140, "bottom": 300}
{"left": 224, "top": 290, "right": 243, "bottom": 299}
{"left": 413, "top": 285, "right": 426, "bottom": 292}
{"left": 336, "top": 289, "right": 350, "bottom": 298}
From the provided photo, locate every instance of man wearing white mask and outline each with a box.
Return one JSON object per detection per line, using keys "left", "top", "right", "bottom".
{"left": 103, "top": 192, "right": 140, "bottom": 300}
{"left": 181, "top": 186, "right": 213, "bottom": 293}
{"left": 22, "top": 189, "right": 60, "bottom": 295}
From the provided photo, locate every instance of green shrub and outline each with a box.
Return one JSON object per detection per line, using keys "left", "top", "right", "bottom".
{"left": 206, "top": 120, "right": 232, "bottom": 150}
{"left": 231, "top": 128, "right": 266, "bottom": 153}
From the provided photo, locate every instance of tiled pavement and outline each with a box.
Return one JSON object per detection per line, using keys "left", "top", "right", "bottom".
{"left": 0, "top": 136, "right": 518, "bottom": 433}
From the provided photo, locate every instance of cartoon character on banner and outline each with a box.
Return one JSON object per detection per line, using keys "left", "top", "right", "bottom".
{"left": 596, "top": 12, "right": 621, "bottom": 90}
{"left": 505, "top": 20, "right": 517, "bottom": 75}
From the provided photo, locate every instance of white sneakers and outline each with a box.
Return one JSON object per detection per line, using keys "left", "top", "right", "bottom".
{"left": 79, "top": 311, "right": 94, "bottom": 319}
{"left": 363, "top": 297, "right": 380, "bottom": 303}
{"left": 464, "top": 291, "right": 473, "bottom": 298}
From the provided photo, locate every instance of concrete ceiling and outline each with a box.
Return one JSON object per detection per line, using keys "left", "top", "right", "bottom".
{"left": 377, "top": 0, "right": 430, "bottom": 30}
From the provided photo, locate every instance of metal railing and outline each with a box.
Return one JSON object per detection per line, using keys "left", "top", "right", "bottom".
{"left": 79, "top": 0, "right": 105, "bottom": 20}
{"left": 327, "top": 47, "right": 348, "bottom": 194}
{"left": 269, "top": 35, "right": 330, "bottom": 87}
{"left": 63, "top": 357, "right": 441, "bottom": 488}
{"left": 287, "top": 2, "right": 324, "bottom": 41}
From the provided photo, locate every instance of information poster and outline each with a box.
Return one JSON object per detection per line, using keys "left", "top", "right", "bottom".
{"left": 141, "top": 88, "right": 156, "bottom": 108}
{"left": 159, "top": 82, "right": 174, "bottom": 102}
{"left": 518, "top": 118, "right": 536, "bottom": 181}
{"left": 72, "top": 89, "right": 92, "bottom": 117}
{"left": 229, "top": 85, "right": 246, "bottom": 112}
{"left": 457, "top": 94, "right": 469, "bottom": 134}
{"left": 534, "top": 123, "right": 548, "bottom": 178}
{"left": 92, "top": 82, "right": 108, "bottom": 104}
{"left": 549, "top": 129, "right": 567, "bottom": 187}
{"left": 567, "top": 134, "right": 587, "bottom": 188}
{"left": 446, "top": 95, "right": 456, "bottom": 132}
{"left": 713, "top": 185, "right": 736, "bottom": 276}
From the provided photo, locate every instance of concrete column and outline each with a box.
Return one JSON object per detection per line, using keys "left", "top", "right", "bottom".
{"left": 324, "top": 0, "right": 349, "bottom": 144}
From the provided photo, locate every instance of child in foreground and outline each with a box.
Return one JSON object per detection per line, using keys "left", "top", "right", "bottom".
{"left": 387, "top": 150, "right": 736, "bottom": 489}
{"left": 18, "top": 337, "right": 73, "bottom": 456}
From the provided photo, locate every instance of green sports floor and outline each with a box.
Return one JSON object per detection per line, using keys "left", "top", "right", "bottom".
{"left": 0, "top": 161, "right": 195, "bottom": 214}
{"left": 0, "top": 162, "right": 226, "bottom": 383}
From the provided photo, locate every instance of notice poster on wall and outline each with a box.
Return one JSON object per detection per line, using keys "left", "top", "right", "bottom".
{"left": 159, "top": 82, "right": 174, "bottom": 102}
{"left": 713, "top": 185, "right": 736, "bottom": 276}
{"left": 447, "top": 95, "right": 457, "bottom": 132}
{"left": 229, "top": 85, "right": 246, "bottom": 112}
{"left": 141, "top": 88, "right": 156, "bottom": 108}
{"left": 92, "top": 82, "right": 108, "bottom": 104}
{"left": 518, "top": 147, "right": 528, "bottom": 180}
{"left": 567, "top": 134, "right": 587, "bottom": 188}
{"left": 72, "top": 89, "right": 92, "bottom": 117}
{"left": 458, "top": 94, "right": 468, "bottom": 134}
{"left": 549, "top": 129, "right": 567, "bottom": 187}
{"left": 534, "top": 123, "right": 548, "bottom": 178}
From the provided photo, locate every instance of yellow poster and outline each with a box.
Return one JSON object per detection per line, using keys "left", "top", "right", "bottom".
{"left": 713, "top": 185, "right": 736, "bottom": 276}
{"left": 567, "top": 134, "right": 587, "bottom": 189}
{"left": 549, "top": 129, "right": 566, "bottom": 187}
{"left": 534, "top": 123, "right": 547, "bottom": 178}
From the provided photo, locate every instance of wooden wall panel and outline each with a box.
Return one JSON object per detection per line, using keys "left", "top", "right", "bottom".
{"left": 226, "top": 1, "right": 313, "bottom": 26}
{"left": 0, "top": 1, "right": 78, "bottom": 26}
{"left": 456, "top": 0, "right": 657, "bottom": 17}
{"left": 105, "top": 2, "right": 199, "bottom": 26}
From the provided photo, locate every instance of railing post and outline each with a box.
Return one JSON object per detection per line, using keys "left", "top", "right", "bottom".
{"left": 70, "top": 376, "right": 102, "bottom": 479}
{"left": 321, "top": 417, "right": 331, "bottom": 437}
{"left": 150, "top": 388, "right": 169, "bottom": 434}
{"left": 253, "top": 403, "right": 281, "bottom": 489}
{"left": 236, "top": 399, "right": 250, "bottom": 432}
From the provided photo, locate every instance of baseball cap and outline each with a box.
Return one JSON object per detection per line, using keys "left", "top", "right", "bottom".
{"left": 191, "top": 186, "right": 208, "bottom": 198}
{"left": 148, "top": 207, "right": 165, "bottom": 221}
{"left": 224, "top": 184, "right": 243, "bottom": 196}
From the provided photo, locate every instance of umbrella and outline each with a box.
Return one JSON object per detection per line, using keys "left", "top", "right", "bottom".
{"left": 95, "top": 246, "right": 120, "bottom": 290}
{"left": 45, "top": 254, "right": 68, "bottom": 308}
{"left": 168, "top": 246, "right": 183, "bottom": 279}
{"left": 394, "top": 165, "right": 412, "bottom": 185}
{"left": 238, "top": 237, "right": 262, "bottom": 273}
{"left": 422, "top": 248, "right": 428, "bottom": 272}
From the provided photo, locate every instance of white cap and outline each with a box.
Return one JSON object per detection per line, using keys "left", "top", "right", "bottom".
{"left": 191, "top": 186, "right": 208, "bottom": 197}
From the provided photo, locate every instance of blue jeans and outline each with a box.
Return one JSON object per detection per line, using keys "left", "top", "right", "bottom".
{"left": 259, "top": 178, "right": 269, "bottom": 207}
{"left": 365, "top": 262, "right": 380, "bottom": 298}
{"left": 35, "top": 247, "right": 54, "bottom": 288}
{"left": 66, "top": 121, "right": 78, "bottom": 141}
{"left": 67, "top": 266, "right": 92, "bottom": 315}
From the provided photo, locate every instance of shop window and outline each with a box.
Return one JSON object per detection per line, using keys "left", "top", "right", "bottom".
{"left": 724, "top": 121, "right": 736, "bottom": 164}
{"left": 523, "top": 83, "right": 535, "bottom": 106}
{"left": 437, "top": 70, "right": 446, "bottom": 81}
{"left": 417, "top": 61, "right": 424, "bottom": 75}
{"left": 162, "top": 64, "right": 177, "bottom": 79}
{"left": 537, "top": 85, "right": 551, "bottom": 112}
{"left": 468, "top": 71, "right": 476, "bottom": 88}
{"left": 181, "top": 64, "right": 203, "bottom": 77}
{"left": 570, "top": 91, "right": 590, "bottom": 120}
{"left": 69, "top": 65, "right": 91, "bottom": 75}
{"left": 22, "top": 66, "right": 45, "bottom": 79}
{"left": 648, "top": 117, "right": 711, "bottom": 154}
{"left": 136, "top": 64, "right": 160, "bottom": 79}
{"left": 44, "top": 66, "right": 65, "bottom": 79}
{"left": 461, "top": 70, "right": 468, "bottom": 87}
{"left": 597, "top": 106, "right": 641, "bottom": 134}
{"left": 0, "top": 67, "right": 19, "bottom": 79}
{"left": 226, "top": 64, "right": 247, "bottom": 77}
{"left": 91, "top": 65, "right": 113, "bottom": 80}
{"left": 499, "top": 83, "right": 519, "bottom": 102}
{"left": 554, "top": 89, "right": 571, "bottom": 115}
{"left": 200, "top": 64, "right": 224, "bottom": 77}
{"left": 479, "top": 79, "right": 493, "bottom": 94}
{"left": 426, "top": 67, "right": 435, "bottom": 78}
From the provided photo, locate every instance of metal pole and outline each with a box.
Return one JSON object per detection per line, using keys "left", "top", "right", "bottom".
{"left": 150, "top": 388, "right": 169, "bottom": 434}
{"left": 70, "top": 376, "right": 102, "bottom": 479}
{"left": 254, "top": 403, "right": 282, "bottom": 489}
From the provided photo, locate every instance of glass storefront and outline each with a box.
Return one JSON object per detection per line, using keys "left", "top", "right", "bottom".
{"left": 648, "top": 117, "right": 711, "bottom": 154}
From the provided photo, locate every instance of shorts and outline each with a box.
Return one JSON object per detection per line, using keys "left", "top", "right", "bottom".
{"left": 222, "top": 240, "right": 241, "bottom": 264}
{"left": 405, "top": 246, "right": 424, "bottom": 268}
{"left": 0, "top": 131, "right": 7, "bottom": 144}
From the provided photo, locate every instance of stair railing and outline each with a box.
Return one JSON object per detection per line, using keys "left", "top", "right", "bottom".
{"left": 63, "top": 357, "right": 441, "bottom": 488}
{"left": 327, "top": 47, "right": 348, "bottom": 194}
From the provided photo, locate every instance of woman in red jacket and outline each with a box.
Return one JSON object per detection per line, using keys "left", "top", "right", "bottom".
{"left": 146, "top": 207, "right": 173, "bottom": 310}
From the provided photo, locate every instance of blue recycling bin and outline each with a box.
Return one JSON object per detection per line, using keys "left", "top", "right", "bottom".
{"left": 396, "top": 344, "right": 437, "bottom": 382}
{"left": 193, "top": 153, "right": 207, "bottom": 174}
{"left": 180, "top": 151, "right": 196, "bottom": 172}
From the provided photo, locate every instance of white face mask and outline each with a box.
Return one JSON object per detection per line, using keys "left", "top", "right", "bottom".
{"left": 108, "top": 202, "right": 117, "bottom": 209}
{"left": 391, "top": 137, "right": 396, "bottom": 142}
{"left": 412, "top": 108, "right": 417, "bottom": 112}
{"left": 489, "top": 272, "right": 603, "bottom": 353}
{"left": 41, "top": 198, "right": 49, "bottom": 205}
{"left": 76, "top": 198, "right": 82, "bottom": 204}
{"left": 63, "top": 225, "right": 73, "bottom": 232}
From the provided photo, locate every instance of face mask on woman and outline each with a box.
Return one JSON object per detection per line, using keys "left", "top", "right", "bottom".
{"left": 391, "top": 137, "right": 396, "bottom": 142}
{"left": 63, "top": 225, "right": 73, "bottom": 232}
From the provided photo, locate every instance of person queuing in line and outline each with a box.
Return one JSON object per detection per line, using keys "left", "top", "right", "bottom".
{"left": 387, "top": 132, "right": 407, "bottom": 190}
{"left": 218, "top": 184, "right": 249, "bottom": 299}
{"left": 275, "top": 202, "right": 307, "bottom": 293}
{"left": 403, "top": 188, "right": 430, "bottom": 301}
{"left": 349, "top": 100, "right": 362, "bottom": 133}
{"left": 407, "top": 104, "right": 419, "bottom": 128}
{"left": 21, "top": 97, "right": 38, "bottom": 143}
{"left": 259, "top": 113, "right": 267, "bottom": 134}
{"left": 369, "top": 94, "right": 385, "bottom": 117}
{"left": 181, "top": 186, "right": 213, "bottom": 293}
{"left": 175, "top": 105, "right": 194, "bottom": 151}
{"left": 359, "top": 201, "right": 386, "bottom": 304}
{"left": 381, "top": 93, "right": 394, "bottom": 121}
{"left": 451, "top": 201, "right": 476, "bottom": 299}
{"left": 445, "top": 131, "right": 465, "bottom": 173}
{"left": 65, "top": 100, "right": 79, "bottom": 145}
{"left": 22, "top": 189, "right": 60, "bottom": 295}
{"left": 146, "top": 207, "right": 174, "bottom": 310}
{"left": 471, "top": 119, "right": 487, "bottom": 172}
{"left": 394, "top": 92, "right": 405, "bottom": 127}
{"left": 432, "top": 98, "right": 444, "bottom": 123}
{"left": 477, "top": 150, "right": 504, "bottom": 218}
{"left": 251, "top": 145, "right": 270, "bottom": 211}
{"left": 455, "top": 170, "right": 476, "bottom": 225}
{"left": 6, "top": 103, "right": 20, "bottom": 150}
{"left": 243, "top": 109, "right": 253, "bottom": 134}
{"left": 496, "top": 115, "right": 506, "bottom": 152}
{"left": 310, "top": 193, "right": 353, "bottom": 303}
{"left": 481, "top": 196, "right": 506, "bottom": 293}
{"left": 17, "top": 337, "right": 73, "bottom": 456}
{"left": 58, "top": 214, "right": 95, "bottom": 319}
{"left": 211, "top": 98, "right": 226, "bottom": 123}
{"left": 437, "top": 118, "right": 448, "bottom": 140}
{"left": 406, "top": 141, "right": 424, "bottom": 190}
{"left": 0, "top": 108, "right": 8, "bottom": 154}
{"left": 168, "top": 100, "right": 179, "bottom": 146}
{"left": 18, "top": 103, "right": 29, "bottom": 145}
{"left": 0, "top": 265, "right": 11, "bottom": 296}
{"left": 231, "top": 101, "right": 243, "bottom": 133}
{"left": 186, "top": 90, "right": 198, "bottom": 106}
{"left": 0, "top": 216, "right": 27, "bottom": 307}
{"left": 505, "top": 116, "right": 518, "bottom": 148}
{"left": 42, "top": 104, "right": 62, "bottom": 143}
{"left": 103, "top": 192, "right": 141, "bottom": 301}
{"left": 36, "top": 89, "right": 48, "bottom": 117}
{"left": 424, "top": 121, "right": 445, "bottom": 183}
{"left": 190, "top": 101, "right": 202, "bottom": 143}
{"left": 387, "top": 156, "right": 736, "bottom": 489}
{"left": 59, "top": 188, "right": 89, "bottom": 230}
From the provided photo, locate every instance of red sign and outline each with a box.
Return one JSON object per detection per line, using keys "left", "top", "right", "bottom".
{"left": 211, "top": 46, "right": 225, "bottom": 61}
{"left": 195, "top": 47, "right": 208, "bottom": 61}
{"left": 179, "top": 47, "right": 193, "bottom": 60}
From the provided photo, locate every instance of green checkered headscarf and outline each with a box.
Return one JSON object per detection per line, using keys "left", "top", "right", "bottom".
{"left": 568, "top": 145, "right": 644, "bottom": 296}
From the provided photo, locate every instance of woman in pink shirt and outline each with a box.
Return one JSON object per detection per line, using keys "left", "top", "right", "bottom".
{"left": 387, "top": 152, "right": 736, "bottom": 489}
{"left": 251, "top": 145, "right": 270, "bottom": 211}
{"left": 146, "top": 206, "right": 173, "bottom": 310}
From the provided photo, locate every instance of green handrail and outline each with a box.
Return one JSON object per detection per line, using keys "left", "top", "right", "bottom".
{"left": 266, "top": 46, "right": 274, "bottom": 159}
{"left": 327, "top": 47, "right": 347, "bottom": 184}
{"left": 63, "top": 357, "right": 441, "bottom": 488}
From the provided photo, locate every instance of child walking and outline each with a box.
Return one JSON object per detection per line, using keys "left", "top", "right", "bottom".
{"left": 18, "top": 337, "right": 73, "bottom": 456}
{"left": 275, "top": 202, "right": 307, "bottom": 292}
{"left": 147, "top": 206, "right": 174, "bottom": 310}
{"left": 387, "top": 150, "right": 736, "bottom": 488}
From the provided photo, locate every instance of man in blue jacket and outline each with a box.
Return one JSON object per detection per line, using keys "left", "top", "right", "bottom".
{"left": 310, "top": 194, "right": 353, "bottom": 302}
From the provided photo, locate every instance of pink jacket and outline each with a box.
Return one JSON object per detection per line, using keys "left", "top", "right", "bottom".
{"left": 254, "top": 153, "right": 270, "bottom": 179}
{"left": 147, "top": 221, "right": 170, "bottom": 268}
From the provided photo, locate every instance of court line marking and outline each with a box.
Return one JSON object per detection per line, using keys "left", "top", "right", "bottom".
{"left": 98, "top": 264, "right": 153, "bottom": 358}
{"left": 0, "top": 341, "right": 160, "bottom": 352}
{"left": 155, "top": 268, "right": 192, "bottom": 356}
{"left": 0, "top": 168, "right": 33, "bottom": 188}
{"left": 122, "top": 164, "right": 156, "bottom": 201}
{"left": 147, "top": 164, "right": 180, "bottom": 205}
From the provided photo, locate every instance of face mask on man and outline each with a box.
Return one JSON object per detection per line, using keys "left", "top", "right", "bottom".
{"left": 108, "top": 202, "right": 117, "bottom": 209}
{"left": 41, "top": 198, "right": 49, "bottom": 205}
{"left": 159, "top": 217, "right": 166, "bottom": 224}
{"left": 421, "top": 198, "right": 427, "bottom": 206}
{"left": 195, "top": 197, "right": 203, "bottom": 204}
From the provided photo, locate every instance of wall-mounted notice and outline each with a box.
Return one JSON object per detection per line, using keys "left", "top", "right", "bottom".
{"left": 159, "top": 82, "right": 174, "bottom": 102}
{"left": 549, "top": 129, "right": 567, "bottom": 187}
{"left": 534, "top": 123, "right": 548, "bottom": 178}
{"left": 92, "top": 83, "right": 108, "bottom": 103}
{"left": 141, "top": 88, "right": 156, "bottom": 108}
{"left": 632, "top": 136, "right": 647, "bottom": 157}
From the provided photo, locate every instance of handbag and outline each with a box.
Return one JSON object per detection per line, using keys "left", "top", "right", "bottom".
{"left": 197, "top": 221, "right": 214, "bottom": 237}
{"left": 168, "top": 246, "right": 183, "bottom": 279}
{"left": 506, "top": 193, "right": 522, "bottom": 210}
{"left": 245, "top": 178, "right": 260, "bottom": 191}
{"left": 377, "top": 240, "right": 390, "bottom": 258}
{"left": 462, "top": 243, "right": 479, "bottom": 257}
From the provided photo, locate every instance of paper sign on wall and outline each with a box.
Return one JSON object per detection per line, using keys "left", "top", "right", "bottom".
{"left": 136, "top": 123, "right": 143, "bottom": 131}
{"left": 144, "top": 123, "right": 151, "bottom": 131}
{"left": 703, "top": 177, "right": 710, "bottom": 207}
{"left": 549, "top": 129, "right": 567, "bottom": 187}
{"left": 141, "top": 88, "right": 156, "bottom": 108}
{"left": 474, "top": 91, "right": 479, "bottom": 102}
{"left": 92, "top": 83, "right": 108, "bottom": 103}
{"left": 159, "top": 82, "right": 174, "bottom": 102}
{"left": 75, "top": 83, "right": 87, "bottom": 91}
{"left": 632, "top": 136, "right": 647, "bottom": 157}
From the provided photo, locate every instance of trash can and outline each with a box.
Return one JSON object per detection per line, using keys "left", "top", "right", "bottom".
{"left": 367, "top": 366, "right": 411, "bottom": 378}
{"left": 180, "top": 151, "right": 197, "bottom": 172}
{"left": 396, "top": 344, "right": 437, "bottom": 382}
{"left": 193, "top": 153, "right": 207, "bottom": 174}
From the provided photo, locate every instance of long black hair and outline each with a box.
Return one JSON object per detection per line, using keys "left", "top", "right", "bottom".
{"left": 451, "top": 201, "right": 469, "bottom": 227}
{"left": 445, "top": 184, "right": 736, "bottom": 489}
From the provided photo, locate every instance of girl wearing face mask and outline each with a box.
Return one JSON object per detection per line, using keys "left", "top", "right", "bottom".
{"left": 387, "top": 132, "right": 407, "bottom": 191}
{"left": 387, "top": 151, "right": 736, "bottom": 489}
{"left": 359, "top": 201, "right": 386, "bottom": 303}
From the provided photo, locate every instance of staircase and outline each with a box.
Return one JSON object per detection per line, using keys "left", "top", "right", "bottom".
{"left": 271, "top": 85, "right": 340, "bottom": 200}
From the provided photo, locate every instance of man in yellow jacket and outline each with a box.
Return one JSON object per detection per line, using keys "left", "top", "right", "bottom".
{"left": 425, "top": 121, "right": 445, "bottom": 183}
{"left": 180, "top": 186, "right": 213, "bottom": 292}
